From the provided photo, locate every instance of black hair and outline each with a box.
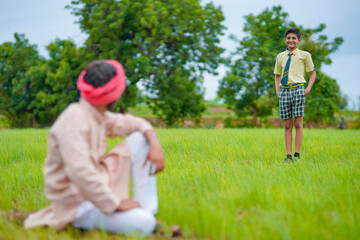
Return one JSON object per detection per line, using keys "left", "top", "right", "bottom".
{"left": 83, "top": 60, "right": 117, "bottom": 87}
{"left": 285, "top": 28, "right": 301, "bottom": 39}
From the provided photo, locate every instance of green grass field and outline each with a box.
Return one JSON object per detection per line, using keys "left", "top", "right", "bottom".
{"left": 0, "top": 129, "right": 359, "bottom": 239}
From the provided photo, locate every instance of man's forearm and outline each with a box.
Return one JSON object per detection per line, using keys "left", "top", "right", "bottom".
{"left": 143, "top": 129, "right": 165, "bottom": 173}
{"left": 143, "top": 129, "right": 161, "bottom": 147}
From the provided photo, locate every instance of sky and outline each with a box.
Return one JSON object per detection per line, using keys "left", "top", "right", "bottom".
{"left": 0, "top": 0, "right": 359, "bottom": 109}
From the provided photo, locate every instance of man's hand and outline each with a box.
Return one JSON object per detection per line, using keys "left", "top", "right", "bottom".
{"left": 305, "top": 88, "right": 310, "bottom": 96}
{"left": 143, "top": 130, "right": 165, "bottom": 175}
{"left": 145, "top": 143, "right": 165, "bottom": 174}
{"left": 117, "top": 199, "right": 140, "bottom": 212}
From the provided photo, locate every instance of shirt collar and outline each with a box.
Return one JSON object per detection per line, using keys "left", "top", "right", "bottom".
{"left": 286, "top": 48, "right": 300, "bottom": 55}
{"left": 79, "top": 98, "right": 105, "bottom": 123}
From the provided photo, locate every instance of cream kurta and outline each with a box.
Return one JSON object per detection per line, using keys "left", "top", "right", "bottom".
{"left": 24, "top": 99, "right": 153, "bottom": 231}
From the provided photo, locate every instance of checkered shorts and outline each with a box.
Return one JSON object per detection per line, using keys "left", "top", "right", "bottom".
{"left": 278, "top": 85, "right": 306, "bottom": 119}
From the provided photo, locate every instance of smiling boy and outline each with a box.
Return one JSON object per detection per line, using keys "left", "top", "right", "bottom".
{"left": 274, "top": 28, "right": 316, "bottom": 162}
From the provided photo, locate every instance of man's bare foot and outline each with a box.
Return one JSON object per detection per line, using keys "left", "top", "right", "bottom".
{"left": 171, "top": 225, "right": 183, "bottom": 238}
{"left": 153, "top": 221, "right": 183, "bottom": 238}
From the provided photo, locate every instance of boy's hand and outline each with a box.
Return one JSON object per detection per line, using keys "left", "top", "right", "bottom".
{"left": 117, "top": 199, "right": 140, "bottom": 212}
{"left": 305, "top": 88, "right": 310, "bottom": 96}
{"left": 145, "top": 143, "right": 165, "bottom": 175}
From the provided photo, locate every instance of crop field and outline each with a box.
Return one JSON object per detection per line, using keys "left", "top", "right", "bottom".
{"left": 0, "top": 128, "right": 359, "bottom": 239}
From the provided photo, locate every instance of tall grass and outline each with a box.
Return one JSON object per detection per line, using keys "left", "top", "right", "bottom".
{"left": 0, "top": 129, "right": 359, "bottom": 239}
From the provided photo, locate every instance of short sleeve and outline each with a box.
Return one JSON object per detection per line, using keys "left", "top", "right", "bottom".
{"left": 274, "top": 54, "right": 282, "bottom": 75}
{"left": 305, "top": 53, "right": 315, "bottom": 72}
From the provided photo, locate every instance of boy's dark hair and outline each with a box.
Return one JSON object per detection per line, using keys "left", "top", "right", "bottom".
{"left": 84, "top": 60, "right": 117, "bottom": 87}
{"left": 285, "top": 28, "right": 301, "bottom": 39}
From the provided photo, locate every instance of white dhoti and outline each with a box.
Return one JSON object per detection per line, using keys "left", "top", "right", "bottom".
{"left": 73, "top": 132, "right": 158, "bottom": 236}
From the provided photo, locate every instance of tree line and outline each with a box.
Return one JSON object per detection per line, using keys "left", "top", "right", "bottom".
{"left": 0, "top": 1, "right": 346, "bottom": 127}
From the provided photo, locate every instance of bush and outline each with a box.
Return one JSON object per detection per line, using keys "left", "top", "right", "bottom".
{"left": 0, "top": 115, "right": 10, "bottom": 128}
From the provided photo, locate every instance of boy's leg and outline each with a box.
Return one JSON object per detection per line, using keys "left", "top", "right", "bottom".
{"left": 126, "top": 132, "right": 158, "bottom": 214}
{"left": 284, "top": 118, "right": 293, "bottom": 155}
{"left": 279, "top": 88, "right": 293, "bottom": 159}
{"left": 294, "top": 116, "right": 303, "bottom": 153}
{"left": 293, "top": 85, "right": 306, "bottom": 158}
{"left": 73, "top": 201, "right": 156, "bottom": 236}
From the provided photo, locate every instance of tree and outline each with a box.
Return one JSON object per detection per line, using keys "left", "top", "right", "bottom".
{"left": 305, "top": 72, "right": 345, "bottom": 124}
{"left": 0, "top": 33, "right": 43, "bottom": 127}
{"left": 218, "top": 6, "right": 344, "bottom": 126}
{"left": 218, "top": 6, "right": 288, "bottom": 127}
{"left": 0, "top": 34, "right": 85, "bottom": 127}
{"left": 68, "top": 0, "right": 226, "bottom": 125}
{"left": 25, "top": 39, "right": 85, "bottom": 126}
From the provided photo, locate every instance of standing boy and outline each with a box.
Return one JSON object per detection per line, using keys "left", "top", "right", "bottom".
{"left": 274, "top": 28, "right": 316, "bottom": 162}
{"left": 24, "top": 60, "right": 165, "bottom": 236}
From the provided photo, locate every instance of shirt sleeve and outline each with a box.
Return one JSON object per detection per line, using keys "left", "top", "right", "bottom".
{"left": 105, "top": 112, "right": 153, "bottom": 138}
{"left": 305, "top": 53, "right": 315, "bottom": 72}
{"left": 56, "top": 112, "right": 120, "bottom": 214}
{"left": 274, "top": 54, "right": 282, "bottom": 75}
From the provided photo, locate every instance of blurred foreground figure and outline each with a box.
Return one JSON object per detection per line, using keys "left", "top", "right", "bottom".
{"left": 24, "top": 60, "right": 165, "bottom": 237}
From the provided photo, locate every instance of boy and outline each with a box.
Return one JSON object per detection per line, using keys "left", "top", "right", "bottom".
{"left": 24, "top": 60, "right": 165, "bottom": 236}
{"left": 274, "top": 28, "right": 316, "bottom": 162}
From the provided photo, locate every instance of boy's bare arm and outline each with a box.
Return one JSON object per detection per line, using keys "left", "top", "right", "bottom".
{"left": 143, "top": 129, "right": 165, "bottom": 174}
{"left": 305, "top": 70, "right": 316, "bottom": 96}
{"left": 275, "top": 74, "right": 281, "bottom": 96}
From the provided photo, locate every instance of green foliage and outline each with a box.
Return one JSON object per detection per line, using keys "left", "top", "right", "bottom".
{"left": 354, "top": 113, "right": 360, "bottom": 129}
{"left": 0, "top": 34, "right": 85, "bottom": 127}
{"left": 0, "top": 33, "right": 43, "bottom": 127}
{"left": 0, "top": 115, "right": 10, "bottom": 128}
{"left": 300, "top": 24, "right": 344, "bottom": 69}
{"left": 1, "top": 1, "right": 225, "bottom": 127}
{"left": 218, "top": 6, "right": 288, "bottom": 126}
{"left": 218, "top": 6, "right": 344, "bottom": 125}
{"left": 204, "top": 98, "right": 225, "bottom": 107}
{"left": 305, "top": 72, "right": 345, "bottom": 124}
{"left": 128, "top": 104, "right": 155, "bottom": 117}
{"left": 25, "top": 39, "right": 86, "bottom": 126}
{"left": 68, "top": 0, "right": 226, "bottom": 125}
{"left": 25, "top": 39, "right": 84, "bottom": 126}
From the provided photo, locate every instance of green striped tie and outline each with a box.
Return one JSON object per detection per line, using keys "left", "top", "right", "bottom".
{"left": 281, "top": 53, "right": 293, "bottom": 86}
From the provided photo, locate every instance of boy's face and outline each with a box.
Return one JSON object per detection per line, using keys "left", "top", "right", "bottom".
{"left": 284, "top": 33, "right": 301, "bottom": 51}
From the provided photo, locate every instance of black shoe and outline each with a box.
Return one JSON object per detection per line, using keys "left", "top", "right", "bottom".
{"left": 283, "top": 156, "right": 293, "bottom": 163}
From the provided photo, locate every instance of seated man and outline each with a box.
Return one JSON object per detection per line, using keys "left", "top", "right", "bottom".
{"left": 24, "top": 60, "right": 165, "bottom": 237}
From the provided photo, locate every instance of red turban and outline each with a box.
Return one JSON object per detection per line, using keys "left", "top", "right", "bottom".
{"left": 77, "top": 60, "right": 126, "bottom": 106}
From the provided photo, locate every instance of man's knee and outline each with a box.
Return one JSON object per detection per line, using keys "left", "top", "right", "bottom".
{"left": 127, "top": 131, "right": 147, "bottom": 143}
{"left": 126, "top": 132, "right": 150, "bottom": 162}
{"left": 127, "top": 132, "right": 149, "bottom": 150}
